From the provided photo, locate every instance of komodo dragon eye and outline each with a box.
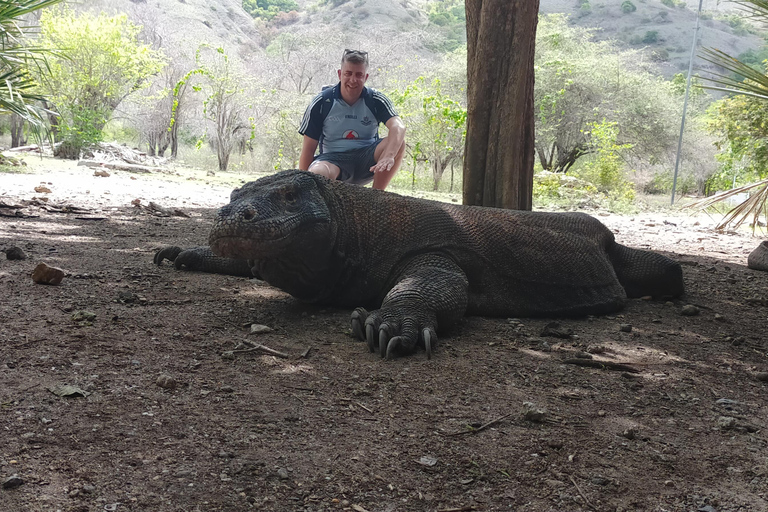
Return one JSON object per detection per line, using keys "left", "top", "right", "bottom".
{"left": 283, "top": 190, "right": 296, "bottom": 203}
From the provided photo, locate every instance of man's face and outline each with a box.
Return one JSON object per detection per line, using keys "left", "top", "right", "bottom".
{"left": 338, "top": 60, "right": 368, "bottom": 101}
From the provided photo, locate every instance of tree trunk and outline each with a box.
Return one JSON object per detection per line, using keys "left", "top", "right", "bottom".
{"left": 10, "top": 114, "right": 26, "bottom": 148}
{"left": 463, "top": 0, "right": 539, "bottom": 210}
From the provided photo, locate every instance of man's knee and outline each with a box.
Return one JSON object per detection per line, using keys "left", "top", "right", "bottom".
{"left": 308, "top": 161, "right": 340, "bottom": 180}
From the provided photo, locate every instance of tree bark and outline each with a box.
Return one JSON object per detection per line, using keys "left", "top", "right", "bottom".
{"left": 10, "top": 114, "right": 26, "bottom": 148}
{"left": 463, "top": 0, "right": 539, "bottom": 210}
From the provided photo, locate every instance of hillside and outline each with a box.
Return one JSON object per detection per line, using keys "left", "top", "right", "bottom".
{"left": 539, "top": 0, "right": 765, "bottom": 77}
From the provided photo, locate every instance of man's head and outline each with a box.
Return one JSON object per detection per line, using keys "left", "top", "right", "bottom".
{"left": 338, "top": 49, "right": 369, "bottom": 104}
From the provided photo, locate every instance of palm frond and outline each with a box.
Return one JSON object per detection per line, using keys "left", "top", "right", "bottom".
{"left": 698, "top": 47, "right": 768, "bottom": 98}
{"left": 684, "top": 179, "right": 768, "bottom": 231}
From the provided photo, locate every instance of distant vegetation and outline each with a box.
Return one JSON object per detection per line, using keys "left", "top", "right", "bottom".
{"left": 1, "top": 0, "right": 767, "bottom": 212}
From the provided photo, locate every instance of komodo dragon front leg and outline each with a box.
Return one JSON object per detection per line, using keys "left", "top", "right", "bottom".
{"left": 351, "top": 254, "right": 469, "bottom": 359}
{"left": 154, "top": 246, "right": 254, "bottom": 277}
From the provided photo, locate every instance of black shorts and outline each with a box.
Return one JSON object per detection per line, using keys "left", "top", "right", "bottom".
{"left": 313, "top": 139, "right": 383, "bottom": 185}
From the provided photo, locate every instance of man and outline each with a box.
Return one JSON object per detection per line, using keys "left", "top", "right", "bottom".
{"left": 298, "top": 49, "right": 406, "bottom": 191}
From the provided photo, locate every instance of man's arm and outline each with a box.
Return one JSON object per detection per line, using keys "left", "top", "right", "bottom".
{"left": 299, "top": 136, "right": 320, "bottom": 171}
{"left": 370, "top": 116, "right": 406, "bottom": 174}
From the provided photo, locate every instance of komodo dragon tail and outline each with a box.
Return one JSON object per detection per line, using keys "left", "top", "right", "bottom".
{"left": 608, "top": 243, "right": 684, "bottom": 299}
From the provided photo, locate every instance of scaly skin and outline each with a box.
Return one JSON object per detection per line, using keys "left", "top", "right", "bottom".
{"left": 155, "top": 169, "right": 684, "bottom": 359}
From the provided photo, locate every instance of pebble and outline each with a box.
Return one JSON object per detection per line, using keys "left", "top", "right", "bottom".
{"left": 755, "top": 372, "right": 768, "bottom": 382}
{"left": 2, "top": 474, "right": 24, "bottom": 489}
{"left": 619, "top": 324, "right": 632, "bottom": 333}
{"left": 4, "top": 246, "right": 27, "bottom": 260}
{"left": 522, "top": 402, "right": 547, "bottom": 423}
{"left": 221, "top": 351, "right": 235, "bottom": 360}
{"left": 717, "top": 416, "right": 737, "bottom": 430}
{"left": 156, "top": 374, "right": 177, "bottom": 390}
{"left": 621, "top": 428, "right": 637, "bottom": 440}
{"left": 32, "top": 262, "right": 65, "bottom": 285}
{"left": 250, "top": 324, "right": 274, "bottom": 335}
{"left": 714, "top": 313, "right": 727, "bottom": 322}
{"left": 681, "top": 305, "right": 700, "bottom": 316}
{"left": 591, "top": 476, "right": 610, "bottom": 486}
{"left": 277, "top": 468, "right": 289, "bottom": 480}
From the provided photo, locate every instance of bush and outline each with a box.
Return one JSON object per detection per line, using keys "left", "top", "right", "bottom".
{"left": 642, "top": 30, "right": 659, "bottom": 44}
{"left": 621, "top": 1, "right": 636, "bottom": 13}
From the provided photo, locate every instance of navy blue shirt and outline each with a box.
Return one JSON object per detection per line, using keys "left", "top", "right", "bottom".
{"left": 299, "top": 84, "right": 398, "bottom": 154}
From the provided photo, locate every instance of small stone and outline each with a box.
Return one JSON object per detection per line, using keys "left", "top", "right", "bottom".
{"left": 219, "top": 385, "right": 235, "bottom": 393}
{"left": 250, "top": 324, "right": 274, "bottom": 335}
{"left": 619, "top": 324, "right": 632, "bottom": 333}
{"left": 698, "top": 506, "right": 717, "bottom": 512}
{"left": 714, "top": 314, "right": 727, "bottom": 322}
{"left": 681, "top": 305, "right": 700, "bottom": 316}
{"left": 621, "top": 428, "right": 637, "bottom": 440}
{"left": 664, "top": 480, "right": 675, "bottom": 487}
{"left": 156, "top": 374, "right": 177, "bottom": 390}
{"left": 93, "top": 170, "right": 110, "bottom": 177}
{"left": 754, "top": 372, "right": 768, "bottom": 382}
{"left": 2, "top": 474, "right": 24, "bottom": 489}
{"left": 417, "top": 456, "right": 438, "bottom": 467}
{"left": 573, "top": 352, "right": 593, "bottom": 360}
{"left": 4, "top": 246, "right": 27, "bottom": 260}
{"left": 597, "top": 410, "right": 606, "bottom": 417}
{"left": 34, "top": 185, "right": 51, "bottom": 194}
{"left": 82, "top": 484, "right": 95, "bottom": 494}
{"left": 71, "top": 310, "right": 97, "bottom": 323}
{"left": 32, "top": 262, "right": 65, "bottom": 285}
{"left": 277, "top": 468, "right": 289, "bottom": 480}
{"left": 541, "top": 322, "right": 573, "bottom": 339}
{"left": 221, "top": 351, "right": 235, "bottom": 360}
{"left": 546, "top": 439, "right": 564, "bottom": 449}
{"left": 591, "top": 476, "right": 610, "bottom": 486}
{"left": 522, "top": 402, "right": 547, "bottom": 423}
{"left": 717, "top": 416, "right": 737, "bottom": 430}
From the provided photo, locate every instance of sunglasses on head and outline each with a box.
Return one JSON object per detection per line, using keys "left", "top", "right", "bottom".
{"left": 343, "top": 49, "right": 368, "bottom": 57}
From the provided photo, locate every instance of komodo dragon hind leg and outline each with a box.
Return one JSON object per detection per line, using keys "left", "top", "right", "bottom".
{"left": 608, "top": 243, "right": 684, "bottom": 298}
{"left": 350, "top": 254, "right": 469, "bottom": 360}
{"left": 154, "top": 245, "right": 254, "bottom": 277}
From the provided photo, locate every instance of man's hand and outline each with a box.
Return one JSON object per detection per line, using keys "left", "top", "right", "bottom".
{"left": 370, "top": 156, "right": 395, "bottom": 174}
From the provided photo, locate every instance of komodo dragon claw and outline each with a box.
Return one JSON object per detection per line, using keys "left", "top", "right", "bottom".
{"left": 154, "top": 246, "right": 183, "bottom": 265}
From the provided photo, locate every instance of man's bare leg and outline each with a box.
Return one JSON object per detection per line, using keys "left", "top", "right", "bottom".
{"left": 371, "top": 137, "right": 406, "bottom": 191}
{"left": 307, "top": 160, "right": 341, "bottom": 181}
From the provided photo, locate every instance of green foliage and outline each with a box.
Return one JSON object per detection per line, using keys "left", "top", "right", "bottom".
{"left": 660, "top": 0, "right": 685, "bottom": 7}
{"left": 424, "top": 0, "right": 466, "bottom": 52}
{"left": 243, "top": 0, "right": 298, "bottom": 20}
{"left": 621, "top": 1, "right": 636, "bottom": 13}
{"left": 534, "top": 15, "right": 682, "bottom": 175}
{"left": 642, "top": 30, "right": 659, "bottom": 44}
{"left": 0, "top": 0, "right": 64, "bottom": 145}
{"left": 36, "top": 7, "right": 165, "bottom": 157}
{"left": 389, "top": 74, "right": 466, "bottom": 191}
{"left": 571, "top": 121, "right": 636, "bottom": 201}
{"left": 706, "top": 93, "right": 768, "bottom": 192}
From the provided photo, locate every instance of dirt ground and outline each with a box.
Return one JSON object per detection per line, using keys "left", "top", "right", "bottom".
{"left": 1, "top": 158, "right": 768, "bottom": 512}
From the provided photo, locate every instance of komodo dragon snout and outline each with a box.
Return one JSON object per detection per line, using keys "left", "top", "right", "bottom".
{"left": 155, "top": 169, "right": 684, "bottom": 360}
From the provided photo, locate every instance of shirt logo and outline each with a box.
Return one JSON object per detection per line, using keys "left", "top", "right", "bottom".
{"left": 361, "top": 116, "right": 372, "bottom": 126}
{"left": 343, "top": 130, "right": 359, "bottom": 139}
{"left": 345, "top": 115, "right": 358, "bottom": 119}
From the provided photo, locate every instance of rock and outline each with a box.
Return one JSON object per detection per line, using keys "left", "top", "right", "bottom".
{"left": 541, "top": 322, "right": 573, "bottom": 339}
{"left": 250, "top": 324, "right": 274, "bottom": 335}
{"left": 698, "top": 506, "right": 717, "bottom": 512}
{"left": 522, "top": 402, "right": 547, "bottom": 423}
{"left": 591, "top": 476, "right": 610, "bottom": 486}
{"left": 221, "top": 351, "right": 235, "bottom": 360}
{"left": 754, "top": 372, "right": 768, "bottom": 382}
{"left": 2, "top": 474, "right": 24, "bottom": 489}
{"left": 619, "top": 324, "right": 632, "bottom": 333}
{"left": 32, "top": 262, "right": 65, "bottom": 285}
{"left": 714, "top": 313, "right": 727, "bottom": 322}
{"left": 277, "top": 468, "right": 289, "bottom": 480}
{"left": 3, "top": 246, "right": 27, "bottom": 260}
{"left": 681, "top": 304, "right": 700, "bottom": 316}
{"left": 34, "top": 185, "right": 51, "bottom": 194}
{"left": 717, "top": 416, "right": 737, "bottom": 430}
{"left": 621, "top": 428, "right": 637, "bottom": 440}
{"left": 417, "top": 456, "right": 438, "bottom": 467}
{"left": 71, "top": 310, "right": 97, "bottom": 323}
{"left": 747, "top": 241, "right": 768, "bottom": 271}
{"left": 93, "top": 170, "right": 110, "bottom": 177}
{"left": 156, "top": 374, "right": 177, "bottom": 390}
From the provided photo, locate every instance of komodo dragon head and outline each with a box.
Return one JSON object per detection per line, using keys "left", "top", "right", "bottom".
{"left": 209, "top": 169, "right": 335, "bottom": 264}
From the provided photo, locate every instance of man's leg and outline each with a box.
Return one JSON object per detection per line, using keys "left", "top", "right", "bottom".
{"left": 371, "top": 136, "right": 406, "bottom": 191}
{"left": 308, "top": 160, "right": 341, "bottom": 181}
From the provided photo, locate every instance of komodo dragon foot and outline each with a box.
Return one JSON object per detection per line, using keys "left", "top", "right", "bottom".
{"left": 154, "top": 246, "right": 254, "bottom": 277}
{"left": 748, "top": 241, "right": 768, "bottom": 272}
{"left": 349, "top": 254, "right": 469, "bottom": 360}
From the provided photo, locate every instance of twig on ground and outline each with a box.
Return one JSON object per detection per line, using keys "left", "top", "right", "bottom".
{"left": 355, "top": 402, "right": 374, "bottom": 414}
{"left": 444, "top": 412, "right": 513, "bottom": 437}
{"left": 562, "top": 358, "right": 640, "bottom": 373}
{"left": 232, "top": 344, "right": 289, "bottom": 359}
{"left": 569, "top": 475, "right": 598, "bottom": 511}
{"left": 436, "top": 506, "right": 477, "bottom": 512}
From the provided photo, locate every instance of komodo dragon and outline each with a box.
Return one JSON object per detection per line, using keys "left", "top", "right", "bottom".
{"left": 154, "top": 169, "right": 684, "bottom": 359}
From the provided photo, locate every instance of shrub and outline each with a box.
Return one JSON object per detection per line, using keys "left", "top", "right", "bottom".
{"left": 642, "top": 30, "right": 659, "bottom": 44}
{"left": 621, "top": 1, "right": 636, "bottom": 13}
